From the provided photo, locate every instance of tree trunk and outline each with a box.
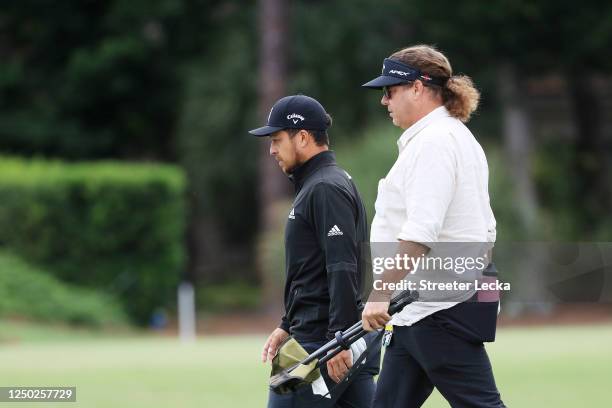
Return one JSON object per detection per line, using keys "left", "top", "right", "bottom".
{"left": 498, "top": 64, "right": 539, "bottom": 233}
{"left": 497, "top": 64, "right": 548, "bottom": 315}
{"left": 257, "top": 0, "right": 292, "bottom": 312}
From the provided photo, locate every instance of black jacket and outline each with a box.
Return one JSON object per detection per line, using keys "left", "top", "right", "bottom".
{"left": 279, "top": 151, "right": 368, "bottom": 342}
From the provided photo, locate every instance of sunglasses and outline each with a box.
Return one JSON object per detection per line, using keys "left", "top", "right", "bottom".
{"left": 382, "top": 86, "right": 392, "bottom": 99}
{"left": 383, "top": 82, "right": 413, "bottom": 99}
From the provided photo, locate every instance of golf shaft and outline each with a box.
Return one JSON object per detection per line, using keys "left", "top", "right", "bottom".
{"left": 301, "top": 290, "right": 419, "bottom": 366}
{"left": 316, "top": 328, "right": 370, "bottom": 366}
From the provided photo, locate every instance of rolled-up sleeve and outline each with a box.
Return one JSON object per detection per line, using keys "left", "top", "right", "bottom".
{"left": 486, "top": 205, "right": 497, "bottom": 242}
{"left": 397, "top": 136, "right": 457, "bottom": 243}
{"left": 485, "top": 182, "right": 497, "bottom": 242}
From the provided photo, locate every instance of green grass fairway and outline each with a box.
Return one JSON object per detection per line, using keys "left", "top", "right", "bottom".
{"left": 0, "top": 323, "right": 611, "bottom": 407}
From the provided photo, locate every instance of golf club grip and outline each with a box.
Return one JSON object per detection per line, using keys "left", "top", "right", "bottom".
{"left": 317, "top": 291, "right": 418, "bottom": 367}
{"left": 388, "top": 290, "right": 419, "bottom": 315}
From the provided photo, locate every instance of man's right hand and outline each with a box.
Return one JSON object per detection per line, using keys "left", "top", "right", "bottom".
{"left": 262, "top": 328, "right": 289, "bottom": 363}
{"left": 362, "top": 300, "right": 391, "bottom": 331}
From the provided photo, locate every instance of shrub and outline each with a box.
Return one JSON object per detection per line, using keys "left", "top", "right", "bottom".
{"left": 0, "top": 250, "right": 127, "bottom": 326}
{"left": 0, "top": 156, "right": 186, "bottom": 323}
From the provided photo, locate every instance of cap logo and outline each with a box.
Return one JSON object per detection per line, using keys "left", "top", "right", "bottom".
{"left": 382, "top": 63, "right": 385, "bottom": 74}
{"left": 389, "top": 69, "right": 410, "bottom": 77}
{"left": 287, "top": 113, "right": 305, "bottom": 124}
{"left": 268, "top": 107, "right": 274, "bottom": 122}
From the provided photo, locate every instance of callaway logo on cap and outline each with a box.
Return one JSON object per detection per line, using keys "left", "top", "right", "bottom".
{"left": 248, "top": 95, "right": 329, "bottom": 137}
{"left": 287, "top": 113, "right": 305, "bottom": 124}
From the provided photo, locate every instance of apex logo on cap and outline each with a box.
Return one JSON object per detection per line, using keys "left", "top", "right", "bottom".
{"left": 389, "top": 69, "right": 410, "bottom": 77}
{"left": 287, "top": 113, "right": 305, "bottom": 124}
{"left": 268, "top": 107, "right": 274, "bottom": 122}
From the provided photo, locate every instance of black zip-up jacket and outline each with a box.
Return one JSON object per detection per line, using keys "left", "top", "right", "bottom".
{"left": 279, "top": 151, "right": 368, "bottom": 342}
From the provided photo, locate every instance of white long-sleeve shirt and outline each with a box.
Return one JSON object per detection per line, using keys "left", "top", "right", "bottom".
{"left": 370, "top": 106, "right": 496, "bottom": 325}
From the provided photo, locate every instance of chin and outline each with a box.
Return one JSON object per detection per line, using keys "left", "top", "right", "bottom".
{"left": 392, "top": 118, "right": 408, "bottom": 129}
{"left": 284, "top": 163, "right": 299, "bottom": 175}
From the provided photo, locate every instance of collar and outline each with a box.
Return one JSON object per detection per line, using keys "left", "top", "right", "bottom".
{"left": 288, "top": 150, "right": 336, "bottom": 189}
{"left": 397, "top": 106, "right": 450, "bottom": 153}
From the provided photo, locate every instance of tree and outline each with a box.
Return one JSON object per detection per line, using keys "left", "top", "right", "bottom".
{"left": 256, "top": 0, "right": 291, "bottom": 310}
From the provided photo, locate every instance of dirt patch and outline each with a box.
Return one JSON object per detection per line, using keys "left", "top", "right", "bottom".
{"left": 498, "top": 304, "right": 612, "bottom": 327}
{"left": 191, "top": 304, "right": 612, "bottom": 335}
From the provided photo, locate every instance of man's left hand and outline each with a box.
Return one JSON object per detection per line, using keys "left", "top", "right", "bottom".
{"left": 326, "top": 349, "right": 353, "bottom": 383}
{"left": 362, "top": 300, "right": 391, "bottom": 331}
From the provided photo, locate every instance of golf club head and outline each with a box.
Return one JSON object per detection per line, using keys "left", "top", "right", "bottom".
{"left": 270, "top": 360, "right": 321, "bottom": 394}
{"left": 269, "top": 337, "right": 322, "bottom": 394}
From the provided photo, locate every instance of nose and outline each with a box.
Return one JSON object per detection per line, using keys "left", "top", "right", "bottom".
{"left": 269, "top": 142, "right": 276, "bottom": 157}
{"left": 381, "top": 94, "right": 389, "bottom": 106}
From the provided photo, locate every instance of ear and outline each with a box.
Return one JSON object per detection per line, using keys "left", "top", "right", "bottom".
{"left": 297, "top": 129, "right": 310, "bottom": 148}
{"left": 412, "top": 80, "right": 425, "bottom": 98}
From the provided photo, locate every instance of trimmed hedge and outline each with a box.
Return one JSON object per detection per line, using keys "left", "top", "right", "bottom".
{"left": 0, "top": 157, "right": 186, "bottom": 323}
{"left": 0, "top": 250, "right": 127, "bottom": 326}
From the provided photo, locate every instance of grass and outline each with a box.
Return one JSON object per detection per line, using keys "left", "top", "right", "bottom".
{"left": 0, "top": 319, "right": 135, "bottom": 343}
{"left": 0, "top": 321, "right": 611, "bottom": 407}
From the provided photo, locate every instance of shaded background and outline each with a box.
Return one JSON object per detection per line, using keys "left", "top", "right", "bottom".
{"left": 1, "top": 1, "right": 611, "bottom": 406}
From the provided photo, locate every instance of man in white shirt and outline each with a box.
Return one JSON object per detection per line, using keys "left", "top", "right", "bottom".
{"left": 361, "top": 45, "right": 505, "bottom": 407}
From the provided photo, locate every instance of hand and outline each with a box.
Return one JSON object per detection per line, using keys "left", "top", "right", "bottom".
{"left": 261, "top": 328, "right": 289, "bottom": 363}
{"left": 362, "top": 301, "right": 391, "bottom": 331}
{"left": 326, "top": 349, "right": 353, "bottom": 383}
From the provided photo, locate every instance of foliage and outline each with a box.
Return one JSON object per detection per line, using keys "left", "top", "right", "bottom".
{"left": 1, "top": 0, "right": 612, "bottom": 290}
{"left": 0, "top": 250, "right": 127, "bottom": 326}
{"left": 176, "top": 10, "right": 259, "bottom": 244}
{"left": 0, "top": 0, "right": 221, "bottom": 159}
{"left": 0, "top": 156, "right": 186, "bottom": 323}
{"left": 197, "top": 281, "right": 261, "bottom": 313}
{"left": 335, "top": 125, "right": 398, "bottom": 223}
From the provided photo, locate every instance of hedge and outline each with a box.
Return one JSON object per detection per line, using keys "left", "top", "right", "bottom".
{"left": 0, "top": 250, "right": 127, "bottom": 326}
{"left": 0, "top": 156, "right": 186, "bottom": 323}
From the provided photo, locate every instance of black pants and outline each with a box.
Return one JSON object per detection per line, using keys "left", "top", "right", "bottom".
{"left": 374, "top": 315, "right": 505, "bottom": 408}
{"left": 268, "top": 334, "right": 381, "bottom": 408}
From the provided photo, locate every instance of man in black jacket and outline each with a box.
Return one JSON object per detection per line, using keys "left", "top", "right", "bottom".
{"left": 250, "top": 95, "right": 379, "bottom": 408}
